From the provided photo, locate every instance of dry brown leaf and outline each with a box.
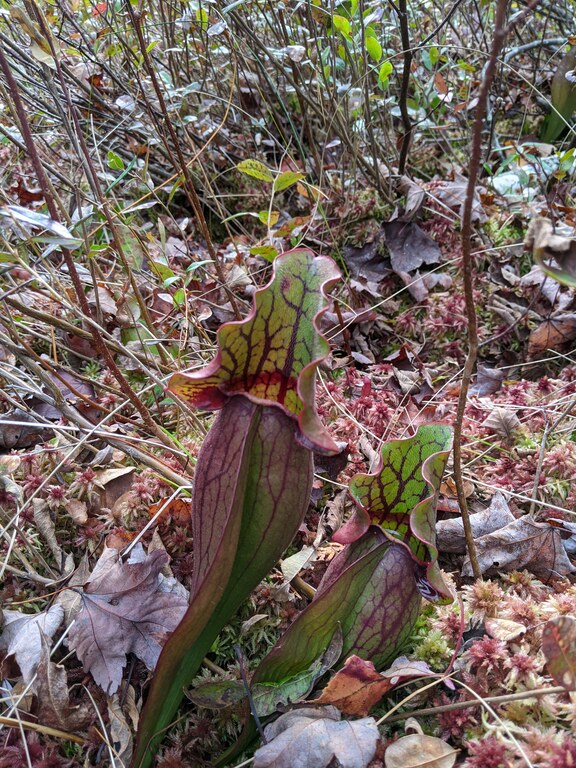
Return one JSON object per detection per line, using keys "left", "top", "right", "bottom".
{"left": 525, "top": 217, "right": 576, "bottom": 286}
{"left": 484, "top": 618, "right": 527, "bottom": 642}
{"left": 310, "top": 655, "right": 392, "bottom": 716}
{"left": 382, "top": 220, "right": 442, "bottom": 274}
{"left": 34, "top": 641, "right": 92, "bottom": 731}
{"left": 384, "top": 733, "right": 458, "bottom": 768}
{"left": 431, "top": 178, "right": 487, "bottom": 223}
{"left": 0, "top": 606, "right": 63, "bottom": 683}
{"left": 471, "top": 364, "right": 505, "bottom": 396}
{"left": 528, "top": 315, "right": 576, "bottom": 359}
{"left": 436, "top": 492, "right": 515, "bottom": 553}
{"left": 67, "top": 547, "right": 188, "bottom": 694}
{"left": 0, "top": 408, "right": 51, "bottom": 449}
{"left": 483, "top": 407, "right": 521, "bottom": 438}
{"left": 66, "top": 499, "right": 88, "bottom": 525}
{"left": 254, "top": 706, "right": 379, "bottom": 768}
{"left": 542, "top": 616, "right": 576, "bottom": 690}
{"left": 462, "top": 516, "right": 576, "bottom": 579}
{"left": 108, "top": 688, "right": 137, "bottom": 765}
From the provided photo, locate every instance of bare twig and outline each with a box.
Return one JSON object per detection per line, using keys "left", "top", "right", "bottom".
{"left": 381, "top": 684, "right": 567, "bottom": 724}
{"left": 452, "top": 0, "right": 512, "bottom": 581}
{"left": 395, "top": 0, "right": 413, "bottom": 174}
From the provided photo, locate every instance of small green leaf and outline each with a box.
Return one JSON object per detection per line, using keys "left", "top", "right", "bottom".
{"left": 236, "top": 159, "right": 274, "bottom": 182}
{"left": 332, "top": 14, "right": 351, "bottom": 36}
{"left": 196, "top": 7, "right": 209, "bottom": 28}
{"left": 173, "top": 288, "right": 186, "bottom": 307}
{"left": 365, "top": 36, "right": 382, "bottom": 63}
{"left": 250, "top": 245, "right": 279, "bottom": 262}
{"left": 107, "top": 150, "right": 124, "bottom": 171}
{"left": 274, "top": 171, "right": 305, "bottom": 192}
{"left": 149, "top": 259, "right": 175, "bottom": 282}
{"left": 114, "top": 222, "right": 144, "bottom": 271}
{"left": 378, "top": 60, "right": 393, "bottom": 86}
{"left": 257, "top": 210, "right": 280, "bottom": 226}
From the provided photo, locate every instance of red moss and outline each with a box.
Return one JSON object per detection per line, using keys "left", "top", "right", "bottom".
{"left": 462, "top": 735, "right": 513, "bottom": 768}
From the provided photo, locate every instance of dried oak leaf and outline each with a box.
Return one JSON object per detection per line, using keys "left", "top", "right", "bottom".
{"left": 462, "top": 515, "right": 575, "bottom": 580}
{"left": 67, "top": 547, "right": 188, "bottom": 694}
{"left": 253, "top": 706, "right": 379, "bottom": 768}
{"left": 310, "top": 655, "right": 392, "bottom": 717}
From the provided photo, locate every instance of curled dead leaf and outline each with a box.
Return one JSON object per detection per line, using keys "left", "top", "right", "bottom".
{"left": 310, "top": 655, "right": 392, "bottom": 717}
{"left": 254, "top": 706, "right": 379, "bottom": 768}
{"left": 384, "top": 733, "right": 458, "bottom": 768}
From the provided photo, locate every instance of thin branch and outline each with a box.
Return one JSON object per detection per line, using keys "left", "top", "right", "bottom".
{"left": 452, "top": 0, "right": 512, "bottom": 581}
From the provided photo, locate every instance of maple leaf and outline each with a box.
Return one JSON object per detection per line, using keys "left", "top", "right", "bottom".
{"left": 67, "top": 547, "right": 188, "bottom": 694}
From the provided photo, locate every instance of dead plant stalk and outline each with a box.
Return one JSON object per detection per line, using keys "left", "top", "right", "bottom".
{"left": 453, "top": 0, "right": 511, "bottom": 581}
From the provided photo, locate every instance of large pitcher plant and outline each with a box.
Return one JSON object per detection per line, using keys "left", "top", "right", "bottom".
{"left": 131, "top": 249, "right": 341, "bottom": 768}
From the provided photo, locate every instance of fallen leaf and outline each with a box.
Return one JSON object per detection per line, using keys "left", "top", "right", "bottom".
{"left": 398, "top": 176, "right": 426, "bottom": 219}
{"left": 310, "top": 655, "right": 392, "bottom": 716}
{"left": 471, "top": 364, "right": 505, "bottom": 396}
{"left": 280, "top": 546, "right": 316, "bottom": 582}
{"left": 381, "top": 656, "right": 447, "bottom": 686}
{"left": 0, "top": 408, "right": 51, "bottom": 449}
{"left": 108, "top": 689, "right": 137, "bottom": 765}
{"left": 343, "top": 235, "right": 390, "bottom": 282}
{"left": 484, "top": 618, "right": 526, "bottom": 642}
{"left": 93, "top": 466, "right": 134, "bottom": 509}
{"left": 431, "top": 178, "right": 487, "bottom": 223}
{"left": 436, "top": 493, "right": 516, "bottom": 553}
{"left": 382, "top": 220, "right": 442, "bottom": 274}
{"left": 542, "top": 616, "right": 576, "bottom": 690}
{"left": 483, "top": 407, "right": 521, "bottom": 438}
{"left": 148, "top": 497, "right": 192, "bottom": 525}
{"left": 384, "top": 733, "right": 458, "bottom": 768}
{"left": 462, "top": 516, "right": 576, "bottom": 579}
{"left": 34, "top": 640, "right": 92, "bottom": 731}
{"left": 66, "top": 499, "right": 88, "bottom": 525}
{"left": 528, "top": 314, "right": 576, "bottom": 359}
{"left": 67, "top": 547, "right": 188, "bottom": 693}
{"left": 254, "top": 706, "right": 379, "bottom": 768}
{"left": 525, "top": 217, "right": 576, "bottom": 287}
{"left": 0, "top": 605, "right": 64, "bottom": 682}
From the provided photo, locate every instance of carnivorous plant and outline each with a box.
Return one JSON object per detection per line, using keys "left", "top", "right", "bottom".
{"left": 131, "top": 249, "right": 340, "bottom": 768}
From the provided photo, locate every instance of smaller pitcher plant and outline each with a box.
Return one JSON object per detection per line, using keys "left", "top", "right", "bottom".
{"left": 131, "top": 249, "right": 341, "bottom": 768}
{"left": 224, "top": 425, "right": 453, "bottom": 760}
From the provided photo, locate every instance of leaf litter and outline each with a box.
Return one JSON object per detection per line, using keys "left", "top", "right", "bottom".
{"left": 66, "top": 546, "right": 188, "bottom": 694}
